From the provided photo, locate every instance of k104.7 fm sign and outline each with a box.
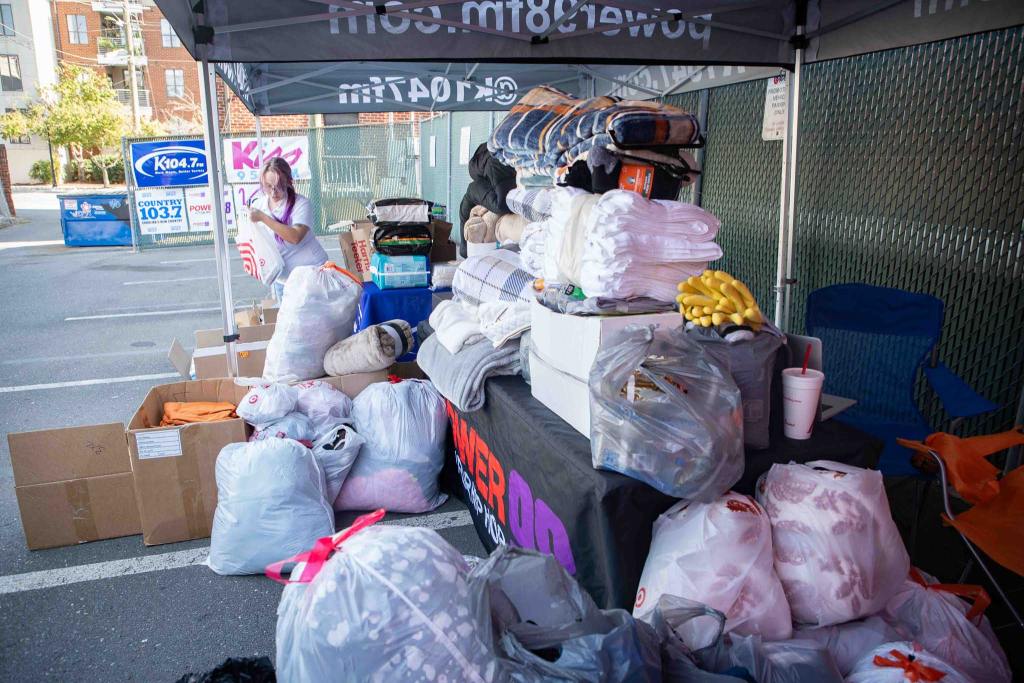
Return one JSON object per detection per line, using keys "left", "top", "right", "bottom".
{"left": 130, "top": 136, "right": 310, "bottom": 188}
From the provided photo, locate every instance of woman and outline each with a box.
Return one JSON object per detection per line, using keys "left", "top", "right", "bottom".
{"left": 248, "top": 157, "right": 328, "bottom": 299}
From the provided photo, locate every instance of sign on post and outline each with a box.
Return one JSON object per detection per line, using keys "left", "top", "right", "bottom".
{"left": 222, "top": 136, "right": 310, "bottom": 183}
{"left": 130, "top": 140, "right": 208, "bottom": 187}
{"left": 762, "top": 73, "right": 788, "bottom": 141}
{"left": 135, "top": 187, "right": 188, "bottom": 234}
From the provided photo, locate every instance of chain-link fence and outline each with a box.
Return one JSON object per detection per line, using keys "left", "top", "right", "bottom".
{"left": 123, "top": 122, "right": 418, "bottom": 249}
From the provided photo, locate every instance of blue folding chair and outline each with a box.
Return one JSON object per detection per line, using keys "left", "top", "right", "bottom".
{"left": 805, "top": 283, "right": 998, "bottom": 476}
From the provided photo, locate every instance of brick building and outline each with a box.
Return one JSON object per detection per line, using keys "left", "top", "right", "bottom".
{"left": 49, "top": 0, "right": 435, "bottom": 136}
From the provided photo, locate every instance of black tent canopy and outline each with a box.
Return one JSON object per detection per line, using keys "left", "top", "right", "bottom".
{"left": 154, "top": 0, "right": 1024, "bottom": 374}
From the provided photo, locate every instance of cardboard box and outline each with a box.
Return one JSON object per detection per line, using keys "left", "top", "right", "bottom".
{"left": 234, "top": 304, "right": 261, "bottom": 328}
{"left": 8, "top": 423, "right": 142, "bottom": 550}
{"left": 127, "top": 379, "right": 249, "bottom": 546}
{"left": 429, "top": 220, "right": 457, "bottom": 263}
{"left": 529, "top": 299, "right": 681, "bottom": 438}
{"left": 529, "top": 350, "right": 591, "bottom": 436}
{"left": 338, "top": 220, "right": 375, "bottom": 282}
{"left": 259, "top": 298, "right": 279, "bottom": 325}
{"left": 168, "top": 324, "right": 275, "bottom": 380}
{"left": 529, "top": 298, "right": 680, "bottom": 383}
{"left": 306, "top": 370, "right": 389, "bottom": 397}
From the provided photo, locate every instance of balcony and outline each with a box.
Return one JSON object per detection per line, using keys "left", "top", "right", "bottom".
{"left": 97, "top": 34, "right": 146, "bottom": 66}
{"left": 114, "top": 88, "right": 152, "bottom": 115}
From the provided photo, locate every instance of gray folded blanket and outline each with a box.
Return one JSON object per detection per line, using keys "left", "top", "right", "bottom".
{"left": 417, "top": 333, "right": 521, "bottom": 412}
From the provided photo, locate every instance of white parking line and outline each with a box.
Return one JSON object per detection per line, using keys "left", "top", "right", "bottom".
{"left": 0, "top": 240, "right": 65, "bottom": 250}
{"left": 65, "top": 307, "right": 221, "bottom": 321}
{"left": 0, "top": 510, "right": 475, "bottom": 594}
{"left": 0, "top": 348, "right": 165, "bottom": 365}
{"left": 159, "top": 246, "right": 339, "bottom": 265}
{"left": 0, "top": 372, "right": 179, "bottom": 393}
{"left": 122, "top": 275, "right": 258, "bottom": 286}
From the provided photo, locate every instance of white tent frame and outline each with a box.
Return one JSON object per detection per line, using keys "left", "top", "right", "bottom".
{"left": 181, "top": 0, "right": 1020, "bottom": 374}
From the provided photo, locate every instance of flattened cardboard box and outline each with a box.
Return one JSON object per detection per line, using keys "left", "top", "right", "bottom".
{"left": 127, "top": 379, "right": 249, "bottom": 546}
{"left": 168, "top": 323, "right": 275, "bottom": 380}
{"left": 9, "top": 423, "right": 141, "bottom": 550}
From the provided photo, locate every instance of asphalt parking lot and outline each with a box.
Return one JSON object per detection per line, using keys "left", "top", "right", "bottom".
{"left": 0, "top": 191, "right": 484, "bottom": 681}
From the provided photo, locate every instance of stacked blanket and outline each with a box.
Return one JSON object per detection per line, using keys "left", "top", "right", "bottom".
{"left": 506, "top": 187, "right": 556, "bottom": 223}
{"left": 417, "top": 334, "right": 521, "bottom": 412}
{"left": 488, "top": 86, "right": 700, "bottom": 178}
{"left": 529, "top": 187, "right": 721, "bottom": 302}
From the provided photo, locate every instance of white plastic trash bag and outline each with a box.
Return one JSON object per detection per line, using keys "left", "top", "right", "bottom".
{"left": 274, "top": 520, "right": 495, "bottom": 683}
{"left": 294, "top": 379, "right": 353, "bottom": 440}
{"left": 634, "top": 493, "right": 792, "bottom": 647}
{"left": 236, "top": 381, "right": 299, "bottom": 425}
{"left": 794, "top": 617, "right": 900, "bottom": 676}
{"left": 235, "top": 206, "right": 284, "bottom": 286}
{"left": 335, "top": 380, "right": 448, "bottom": 513}
{"left": 883, "top": 569, "right": 1011, "bottom": 682}
{"left": 756, "top": 461, "right": 909, "bottom": 627}
{"left": 845, "top": 642, "right": 970, "bottom": 683}
{"left": 312, "top": 423, "right": 365, "bottom": 507}
{"left": 590, "top": 324, "right": 744, "bottom": 501}
{"left": 208, "top": 440, "right": 334, "bottom": 576}
{"left": 264, "top": 263, "right": 363, "bottom": 382}
{"left": 252, "top": 412, "right": 316, "bottom": 444}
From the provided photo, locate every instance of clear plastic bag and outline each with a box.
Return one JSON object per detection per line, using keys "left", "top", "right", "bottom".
{"left": 264, "top": 264, "right": 362, "bottom": 382}
{"left": 236, "top": 382, "right": 298, "bottom": 426}
{"left": 293, "top": 380, "right": 353, "bottom": 441}
{"left": 755, "top": 461, "right": 910, "bottom": 627}
{"left": 794, "top": 617, "right": 900, "bottom": 676}
{"left": 311, "top": 423, "right": 364, "bottom": 508}
{"left": 470, "top": 545, "right": 663, "bottom": 682}
{"left": 336, "top": 380, "right": 448, "bottom": 513}
{"left": 275, "top": 524, "right": 495, "bottom": 683}
{"left": 251, "top": 412, "right": 315, "bottom": 444}
{"left": 208, "top": 440, "right": 334, "bottom": 576}
{"left": 883, "top": 569, "right": 1011, "bottom": 682}
{"left": 589, "top": 324, "right": 744, "bottom": 501}
{"left": 845, "top": 641, "right": 970, "bottom": 683}
{"left": 635, "top": 493, "right": 792, "bottom": 647}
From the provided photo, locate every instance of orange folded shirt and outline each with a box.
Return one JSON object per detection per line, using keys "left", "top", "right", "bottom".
{"left": 160, "top": 401, "right": 238, "bottom": 426}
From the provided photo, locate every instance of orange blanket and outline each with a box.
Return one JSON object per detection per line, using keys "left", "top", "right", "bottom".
{"left": 160, "top": 401, "right": 237, "bottom": 426}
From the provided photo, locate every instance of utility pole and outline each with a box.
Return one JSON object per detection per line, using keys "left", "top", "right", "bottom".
{"left": 123, "top": 0, "right": 141, "bottom": 132}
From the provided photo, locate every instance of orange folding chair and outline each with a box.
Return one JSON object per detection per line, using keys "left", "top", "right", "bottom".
{"left": 898, "top": 428, "right": 1024, "bottom": 631}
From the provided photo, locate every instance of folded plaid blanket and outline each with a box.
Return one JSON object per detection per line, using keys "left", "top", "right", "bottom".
{"left": 506, "top": 187, "right": 555, "bottom": 223}
{"left": 452, "top": 248, "right": 535, "bottom": 307}
{"left": 488, "top": 85, "right": 700, "bottom": 177}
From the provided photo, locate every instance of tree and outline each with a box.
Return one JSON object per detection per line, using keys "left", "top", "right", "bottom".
{"left": 0, "top": 65, "right": 130, "bottom": 186}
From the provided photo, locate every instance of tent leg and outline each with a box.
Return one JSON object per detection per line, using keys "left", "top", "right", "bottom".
{"left": 773, "top": 33, "right": 803, "bottom": 331}
{"left": 198, "top": 60, "right": 240, "bottom": 378}
{"left": 255, "top": 115, "right": 264, "bottom": 169}
{"left": 782, "top": 40, "right": 804, "bottom": 332}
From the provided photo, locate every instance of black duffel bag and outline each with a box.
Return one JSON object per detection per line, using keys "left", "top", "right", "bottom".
{"left": 372, "top": 224, "right": 433, "bottom": 256}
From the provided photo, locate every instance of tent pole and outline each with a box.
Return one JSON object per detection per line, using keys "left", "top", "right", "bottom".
{"left": 692, "top": 88, "right": 708, "bottom": 207}
{"left": 255, "top": 115, "right": 264, "bottom": 169}
{"left": 772, "top": 69, "right": 793, "bottom": 328}
{"left": 782, "top": 30, "right": 804, "bottom": 331}
{"left": 198, "top": 60, "right": 240, "bottom": 377}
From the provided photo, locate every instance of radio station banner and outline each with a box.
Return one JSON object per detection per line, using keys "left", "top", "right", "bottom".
{"left": 222, "top": 135, "right": 310, "bottom": 184}
{"left": 130, "top": 139, "right": 208, "bottom": 188}
{"left": 135, "top": 188, "right": 188, "bottom": 234}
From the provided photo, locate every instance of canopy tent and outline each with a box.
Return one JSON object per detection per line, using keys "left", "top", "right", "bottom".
{"left": 154, "top": 0, "right": 1024, "bottom": 375}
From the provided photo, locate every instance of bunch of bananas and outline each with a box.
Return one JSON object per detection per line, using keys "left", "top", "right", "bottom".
{"left": 676, "top": 270, "right": 764, "bottom": 330}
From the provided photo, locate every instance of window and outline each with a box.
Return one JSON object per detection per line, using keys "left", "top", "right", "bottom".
{"left": 165, "top": 68, "right": 183, "bottom": 98}
{"left": 0, "top": 54, "right": 21, "bottom": 91}
{"left": 160, "top": 18, "right": 180, "bottom": 47}
{"left": 66, "top": 14, "right": 87, "bottom": 44}
{"left": 3, "top": 109, "right": 29, "bottom": 144}
{"left": 323, "top": 113, "right": 359, "bottom": 126}
{"left": 0, "top": 5, "right": 14, "bottom": 36}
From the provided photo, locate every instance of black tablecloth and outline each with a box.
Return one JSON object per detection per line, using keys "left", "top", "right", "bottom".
{"left": 441, "top": 375, "right": 882, "bottom": 610}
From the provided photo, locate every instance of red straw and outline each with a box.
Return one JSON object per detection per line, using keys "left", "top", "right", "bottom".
{"left": 801, "top": 344, "right": 812, "bottom": 375}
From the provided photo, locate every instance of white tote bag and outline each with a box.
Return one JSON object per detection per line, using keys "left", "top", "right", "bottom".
{"left": 235, "top": 205, "right": 284, "bottom": 286}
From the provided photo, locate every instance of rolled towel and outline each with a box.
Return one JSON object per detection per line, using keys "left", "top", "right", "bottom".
{"left": 324, "top": 319, "right": 413, "bottom": 376}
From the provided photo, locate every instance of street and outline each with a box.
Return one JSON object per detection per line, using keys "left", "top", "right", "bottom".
{"left": 0, "top": 191, "right": 484, "bottom": 681}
